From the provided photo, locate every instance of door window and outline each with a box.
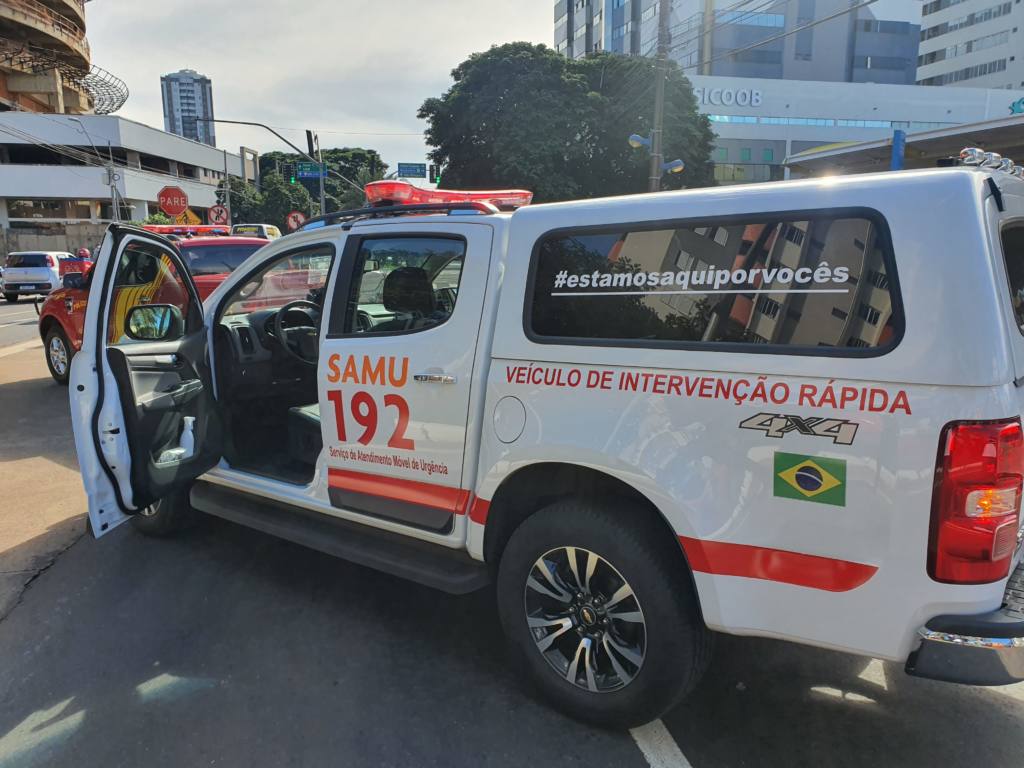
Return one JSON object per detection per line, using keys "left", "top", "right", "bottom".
{"left": 108, "top": 240, "right": 191, "bottom": 344}
{"left": 330, "top": 236, "right": 466, "bottom": 336}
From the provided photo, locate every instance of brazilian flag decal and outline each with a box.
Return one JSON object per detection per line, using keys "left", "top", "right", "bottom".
{"left": 774, "top": 452, "right": 847, "bottom": 507}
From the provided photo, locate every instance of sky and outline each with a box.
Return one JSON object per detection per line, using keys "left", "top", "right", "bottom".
{"left": 84, "top": 1, "right": 553, "bottom": 170}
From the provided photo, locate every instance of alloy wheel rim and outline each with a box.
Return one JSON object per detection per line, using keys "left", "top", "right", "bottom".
{"left": 49, "top": 337, "right": 68, "bottom": 376}
{"left": 523, "top": 546, "right": 646, "bottom": 693}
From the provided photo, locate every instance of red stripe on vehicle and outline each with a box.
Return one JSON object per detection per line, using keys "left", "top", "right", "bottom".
{"left": 678, "top": 537, "right": 877, "bottom": 593}
{"left": 327, "top": 467, "right": 470, "bottom": 513}
{"left": 467, "top": 496, "right": 491, "bottom": 524}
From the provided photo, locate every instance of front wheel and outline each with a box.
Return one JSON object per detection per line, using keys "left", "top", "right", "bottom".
{"left": 3, "top": 293, "right": 18, "bottom": 303}
{"left": 131, "top": 488, "right": 195, "bottom": 537}
{"left": 44, "top": 327, "right": 73, "bottom": 385}
{"left": 497, "top": 499, "right": 711, "bottom": 729}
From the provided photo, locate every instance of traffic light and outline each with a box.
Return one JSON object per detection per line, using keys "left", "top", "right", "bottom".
{"left": 284, "top": 164, "right": 296, "bottom": 185}
{"left": 429, "top": 164, "right": 441, "bottom": 184}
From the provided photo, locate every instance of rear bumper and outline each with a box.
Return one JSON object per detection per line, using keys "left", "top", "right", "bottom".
{"left": 906, "top": 562, "right": 1024, "bottom": 686}
{"left": 3, "top": 283, "right": 52, "bottom": 294}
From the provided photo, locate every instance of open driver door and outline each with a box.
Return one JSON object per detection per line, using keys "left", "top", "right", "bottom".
{"left": 70, "top": 225, "right": 222, "bottom": 536}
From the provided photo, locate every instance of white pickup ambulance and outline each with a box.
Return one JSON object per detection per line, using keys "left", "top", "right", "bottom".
{"left": 70, "top": 158, "right": 1024, "bottom": 728}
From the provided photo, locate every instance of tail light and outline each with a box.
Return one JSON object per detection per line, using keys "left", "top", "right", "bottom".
{"left": 929, "top": 419, "right": 1023, "bottom": 584}
{"left": 46, "top": 254, "right": 57, "bottom": 268}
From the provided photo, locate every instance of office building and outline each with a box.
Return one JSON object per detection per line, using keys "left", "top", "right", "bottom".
{"left": 688, "top": 74, "right": 1024, "bottom": 183}
{"left": 0, "top": 113, "right": 256, "bottom": 253}
{"left": 916, "top": 0, "right": 1024, "bottom": 89}
{"left": 161, "top": 69, "right": 216, "bottom": 146}
{"left": 554, "top": 0, "right": 920, "bottom": 85}
{"left": 0, "top": 0, "right": 128, "bottom": 114}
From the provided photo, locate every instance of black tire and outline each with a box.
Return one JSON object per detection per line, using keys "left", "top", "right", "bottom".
{"left": 131, "top": 487, "right": 195, "bottom": 537}
{"left": 3, "top": 293, "right": 18, "bottom": 303}
{"left": 497, "top": 498, "right": 711, "bottom": 729}
{"left": 44, "top": 327, "right": 73, "bottom": 386}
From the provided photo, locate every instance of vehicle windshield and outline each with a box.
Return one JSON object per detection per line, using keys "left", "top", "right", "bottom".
{"left": 223, "top": 248, "right": 333, "bottom": 316}
{"left": 6, "top": 253, "right": 49, "bottom": 268}
{"left": 179, "top": 243, "right": 263, "bottom": 277}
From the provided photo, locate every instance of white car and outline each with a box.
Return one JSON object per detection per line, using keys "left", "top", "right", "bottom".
{"left": 2, "top": 251, "right": 69, "bottom": 302}
{"left": 69, "top": 166, "right": 1024, "bottom": 728}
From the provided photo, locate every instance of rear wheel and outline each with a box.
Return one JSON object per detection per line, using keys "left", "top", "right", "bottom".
{"left": 496, "top": 498, "right": 711, "bottom": 729}
{"left": 131, "top": 488, "right": 195, "bottom": 537}
{"left": 3, "top": 293, "right": 18, "bottom": 303}
{"left": 44, "top": 327, "right": 73, "bottom": 385}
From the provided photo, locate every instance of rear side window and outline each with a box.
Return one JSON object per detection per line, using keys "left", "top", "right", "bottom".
{"left": 528, "top": 212, "right": 901, "bottom": 354}
{"left": 6, "top": 253, "right": 49, "bottom": 268}
{"left": 179, "top": 244, "right": 262, "bottom": 276}
{"left": 1001, "top": 225, "right": 1024, "bottom": 334}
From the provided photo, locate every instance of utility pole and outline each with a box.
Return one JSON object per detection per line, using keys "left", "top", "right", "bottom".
{"left": 701, "top": 0, "right": 714, "bottom": 75}
{"left": 649, "top": 0, "right": 673, "bottom": 193}
{"left": 308, "top": 130, "right": 327, "bottom": 216}
{"left": 222, "top": 149, "right": 232, "bottom": 223}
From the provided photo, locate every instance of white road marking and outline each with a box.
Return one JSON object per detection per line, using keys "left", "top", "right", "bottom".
{"left": 630, "top": 719, "right": 693, "bottom": 768}
{"left": 0, "top": 311, "right": 37, "bottom": 320}
{"left": 0, "top": 319, "right": 36, "bottom": 329}
{"left": 0, "top": 339, "right": 43, "bottom": 358}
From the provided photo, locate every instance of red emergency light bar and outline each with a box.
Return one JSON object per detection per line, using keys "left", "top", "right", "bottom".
{"left": 364, "top": 180, "right": 533, "bottom": 211}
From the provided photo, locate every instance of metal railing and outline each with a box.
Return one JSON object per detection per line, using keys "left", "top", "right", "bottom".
{"left": 0, "top": 0, "right": 89, "bottom": 56}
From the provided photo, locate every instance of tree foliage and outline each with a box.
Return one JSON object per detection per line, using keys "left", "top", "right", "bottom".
{"left": 225, "top": 172, "right": 314, "bottom": 231}
{"left": 258, "top": 147, "right": 386, "bottom": 213}
{"left": 143, "top": 212, "right": 173, "bottom": 225}
{"left": 419, "top": 43, "right": 715, "bottom": 202}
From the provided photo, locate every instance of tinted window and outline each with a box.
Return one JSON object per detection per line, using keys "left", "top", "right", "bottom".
{"left": 6, "top": 253, "right": 49, "bottom": 267}
{"left": 179, "top": 243, "right": 262, "bottom": 276}
{"left": 1001, "top": 225, "right": 1024, "bottom": 334}
{"left": 530, "top": 214, "right": 900, "bottom": 353}
{"left": 331, "top": 237, "right": 465, "bottom": 336}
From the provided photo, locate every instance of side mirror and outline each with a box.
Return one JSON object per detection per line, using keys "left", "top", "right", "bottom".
{"left": 62, "top": 273, "right": 85, "bottom": 290}
{"left": 363, "top": 259, "right": 380, "bottom": 273}
{"left": 125, "top": 304, "right": 183, "bottom": 342}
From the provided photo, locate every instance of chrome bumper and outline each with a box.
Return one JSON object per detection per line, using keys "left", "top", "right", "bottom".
{"left": 906, "top": 562, "right": 1024, "bottom": 686}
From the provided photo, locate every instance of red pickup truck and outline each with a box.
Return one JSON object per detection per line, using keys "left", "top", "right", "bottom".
{"left": 38, "top": 236, "right": 266, "bottom": 384}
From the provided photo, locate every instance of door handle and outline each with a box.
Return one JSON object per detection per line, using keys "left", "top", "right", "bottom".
{"left": 414, "top": 373, "right": 457, "bottom": 385}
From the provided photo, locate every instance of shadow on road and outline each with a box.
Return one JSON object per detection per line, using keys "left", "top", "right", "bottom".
{"left": 0, "top": 516, "right": 645, "bottom": 768}
{"left": 663, "top": 631, "right": 1024, "bottom": 767}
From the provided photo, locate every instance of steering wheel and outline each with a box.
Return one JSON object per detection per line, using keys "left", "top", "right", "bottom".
{"left": 273, "top": 299, "right": 321, "bottom": 366}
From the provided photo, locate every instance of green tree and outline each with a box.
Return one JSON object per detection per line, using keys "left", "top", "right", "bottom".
{"left": 259, "top": 147, "right": 386, "bottom": 213}
{"left": 227, "top": 176, "right": 266, "bottom": 224}
{"left": 419, "top": 43, "right": 715, "bottom": 202}
{"left": 144, "top": 212, "right": 173, "bottom": 225}
{"left": 259, "top": 171, "right": 315, "bottom": 230}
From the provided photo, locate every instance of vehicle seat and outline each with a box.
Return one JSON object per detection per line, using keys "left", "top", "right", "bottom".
{"left": 372, "top": 267, "right": 443, "bottom": 332}
{"left": 288, "top": 403, "right": 322, "bottom": 467}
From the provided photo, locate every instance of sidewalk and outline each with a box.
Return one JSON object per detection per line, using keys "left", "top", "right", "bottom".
{"left": 0, "top": 346, "right": 86, "bottom": 619}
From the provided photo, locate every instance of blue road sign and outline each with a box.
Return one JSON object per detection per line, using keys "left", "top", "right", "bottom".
{"left": 398, "top": 163, "right": 427, "bottom": 178}
{"left": 297, "top": 162, "right": 325, "bottom": 179}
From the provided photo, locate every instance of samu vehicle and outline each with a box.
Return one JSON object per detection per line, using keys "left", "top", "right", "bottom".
{"left": 70, "top": 165, "right": 1024, "bottom": 727}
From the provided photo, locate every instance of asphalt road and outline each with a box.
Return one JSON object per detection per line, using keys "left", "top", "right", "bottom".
{"left": 1, "top": 342, "right": 1023, "bottom": 767}
{"left": 0, "top": 299, "right": 44, "bottom": 349}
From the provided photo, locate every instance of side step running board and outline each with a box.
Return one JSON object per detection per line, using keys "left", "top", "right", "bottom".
{"left": 190, "top": 481, "right": 490, "bottom": 595}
